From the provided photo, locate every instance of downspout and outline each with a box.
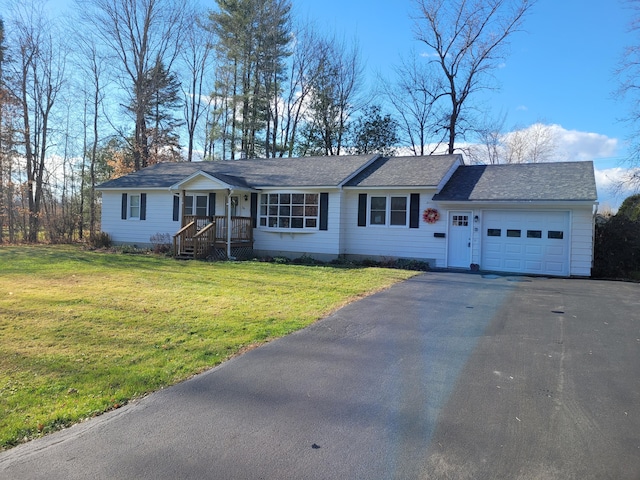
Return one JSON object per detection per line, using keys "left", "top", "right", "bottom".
{"left": 227, "top": 189, "right": 234, "bottom": 260}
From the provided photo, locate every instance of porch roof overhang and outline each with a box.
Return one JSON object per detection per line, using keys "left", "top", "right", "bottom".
{"left": 169, "top": 170, "right": 257, "bottom": 192}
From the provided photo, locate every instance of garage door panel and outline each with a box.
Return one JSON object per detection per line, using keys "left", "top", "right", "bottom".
{"left": 505, "top": 244, "right": 522, "bottom": 254}
{"left": 525, "top": 245, "right": 543, "bottom": 255}
{"left": 547, "top": 245, "right": 564, "bottom": 256}
{"left": 481, "top": 210, "right": 570, "bottom": 276}
{"left": 485, "top": 243, "right": 502, "bottom": 253}
{"left": 545, "top": 262, "right": 565, "bottom": 273}
{"left": 525, "top": 260, "right": 543, "bottom": 271}
{"left": 505, "top": 258, "right": 523, "bottom": 269}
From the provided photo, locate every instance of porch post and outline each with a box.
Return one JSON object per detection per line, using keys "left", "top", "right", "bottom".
{"left": 181, "top": 190, "right": 187, "bottom": 227}
{"left": 227, "top": 189, "right": 233, "bottom": 259}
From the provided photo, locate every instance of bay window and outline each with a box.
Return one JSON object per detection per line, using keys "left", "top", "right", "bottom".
{"left": 259, "top": 193, "right": 319, "bottom": 229}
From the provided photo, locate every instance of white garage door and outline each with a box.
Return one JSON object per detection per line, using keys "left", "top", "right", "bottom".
{"left": 481, "top": 210, "right": 570, "bottom": 276}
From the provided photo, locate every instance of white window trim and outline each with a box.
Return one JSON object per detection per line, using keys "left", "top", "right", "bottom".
{"left": 258, "top": 192, "right": 320, "bottom": 231}
{"left": 184, "top": 194, "right": 209, "bottom": 217}
{"left": 368, "top": 194, "right": 409, "bottom": 227}
{"left": 128, "top": 194, "right": 141, "bottom": 220}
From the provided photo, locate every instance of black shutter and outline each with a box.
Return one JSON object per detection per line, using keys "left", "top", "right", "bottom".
{"left": 357, "top": 194, "right": 367, "bottom": 227}
{"left": 319, "top": 193, "right": 329, "bottom": 231}
{"left": 121, "top": 193, "right": 127, "bottom": 220}
{"left": 209, "top": 193, "right": 216, "bottom": 216}
{"left": 173, "top": 195, "right": 179, "bottom": 221}
{"left": 410, "top": 193, "right": 420, "bottom": 228}
{"left": 140, "top": 193, "right": 147, "bottom": 220}
{"left": 251, "top": 193, "right": 258, "bottom": 228}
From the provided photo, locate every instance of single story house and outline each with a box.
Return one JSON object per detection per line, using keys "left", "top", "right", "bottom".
{"left": 96, "top": 154, "right": 598, "bottom": 277}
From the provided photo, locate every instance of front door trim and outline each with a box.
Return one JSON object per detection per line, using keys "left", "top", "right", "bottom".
{"left": 447, "top": 210, "right": 472, "bottom": 268}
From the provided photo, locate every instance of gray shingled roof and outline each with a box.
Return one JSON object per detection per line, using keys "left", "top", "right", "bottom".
{"left": 345, "top": 154, "right": 462, "bottom": 187}
{"left": 432, "top": 162, "right": 598, "bottom": 202}
{"left": 97, "top": 155, "right": 379, "bottom": 190}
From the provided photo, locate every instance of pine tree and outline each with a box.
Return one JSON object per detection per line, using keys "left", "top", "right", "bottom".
{"left": 208, "top": 0, "right": 291, "bottom": 159}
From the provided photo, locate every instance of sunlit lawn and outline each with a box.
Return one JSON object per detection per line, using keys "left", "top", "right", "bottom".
{"left": 0, "top": 245, "right": 417, "bottom": 450}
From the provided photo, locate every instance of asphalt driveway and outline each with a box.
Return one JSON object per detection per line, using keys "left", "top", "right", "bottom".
{"left": 1, "top": 272, "right": 638, "bottom": 479}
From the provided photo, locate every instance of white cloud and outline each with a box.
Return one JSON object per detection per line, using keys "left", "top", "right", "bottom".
{"left": 593, "top": 167, "right": 639, "bottom": 211}
{"left": 594, "top": 167, "right": 627, "bottom": 191}
{"left": 550, "top": 125, "right": 618, "bottom": 162}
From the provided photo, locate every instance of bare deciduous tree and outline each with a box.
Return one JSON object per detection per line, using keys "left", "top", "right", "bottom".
{"left": 503, "top": 122, "right": 557, "bottom": 163}
{"left": 381, "top": 52, "right": 445, "bottom": 156}
{"left": 7, "top": 0, "right": 67, "bottom": 242}
{"left": 413, "top": 0, "right": 535, "bottom": 155}
{"left": 78, "top": 0, "right": 188, "bottom": 170}
{"left": 467, "top": 120, "right": 559, "bottom": 164}
{"left": 275, "top": 22, "right": 320, "bottom": 157}
{"left": 180, "top": 9, "right": 213, "bottom": 162}
{"left": 616, "top": 0, "right": 640, "bottom": 190}
{"left": 299, "top": 35, "right": 364, "bottom": 156}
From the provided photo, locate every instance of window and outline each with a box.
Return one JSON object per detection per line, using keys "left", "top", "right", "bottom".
{"left": 452, "top": 215, "right": 469, "bottom": 226}
{"left": 548, "top": 230, "right": 564, "bottom": 239}
{"left": 129, "top": 195, "right": 140, "bottom": 219}
{"left": 487, "top": 228, "right": 501, "bottom": 237}
{"left": 259, "top": 193, "right": 319, "bottom": 229}
{"left": 507, "top": 229, "right": 521, "bottom": 237}
{"left": 370, "top": 197, "right": 387, "bottom": 225}
{"left": 390, "top": 197, "right": 407, "bottom": 226}
{"left": 527, "top": 230, "right": 542, "bottom": 238}
{"left": 185, "top": 195, "right": 208, "bottom": 216}
{"left": 369, "top": 195, "right": 408, "bottom": 226}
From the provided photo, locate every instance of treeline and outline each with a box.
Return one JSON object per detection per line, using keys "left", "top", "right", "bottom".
{"left": 0, "top": 0, "right": 533, "bottom": 244}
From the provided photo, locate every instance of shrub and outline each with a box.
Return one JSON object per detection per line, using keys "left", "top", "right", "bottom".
{"left": 150, "top": 233, "right": 173, "bottom": 254}
{"left": 87, "top": 232, "right": 112, "bottom": 249}
{"left": 394, "top": 258, "right": 430, "bottom": 271}
{"left": 617, "top": 193, "right": 640, "bottom": 222}
{"left": 292, "top": 254, "right": 324, "bottom": 266}
{"left": 593, "top": 214, "right": 640, "bottom": 278}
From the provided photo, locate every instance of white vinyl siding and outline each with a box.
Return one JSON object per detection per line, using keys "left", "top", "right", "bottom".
{"left": 101, "top": 191, "right": 177, "bottom": 246}
{"left": 569, "top": 208, "right": 595, "bottom": 276}
{"left": 343, "top": 190, "right": 446, "bottom": 266}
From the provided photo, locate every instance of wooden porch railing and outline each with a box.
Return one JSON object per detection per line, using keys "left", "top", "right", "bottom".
{"left": 173, "top": 216, "right": 253, "bottom": 259}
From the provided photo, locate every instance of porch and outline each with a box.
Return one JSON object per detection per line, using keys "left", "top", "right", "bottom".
{"left": 173, "top": 215, "right": 253, "bottom": 260}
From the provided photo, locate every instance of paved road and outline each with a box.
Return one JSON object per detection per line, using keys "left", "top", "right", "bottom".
{"left": 1, "top": 272, "right": 638, "bottom": 479}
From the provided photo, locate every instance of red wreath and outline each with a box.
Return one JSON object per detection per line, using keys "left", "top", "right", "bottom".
{"left": 422, "top": 208, "right": 440, "bottom": 224}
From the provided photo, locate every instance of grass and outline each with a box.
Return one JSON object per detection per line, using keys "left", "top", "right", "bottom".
{"left": 0, "top": 245, "right": 417, "bottom": 450}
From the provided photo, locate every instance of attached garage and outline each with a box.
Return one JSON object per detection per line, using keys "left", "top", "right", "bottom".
{"left": 432, "top": 162, "right": 598, "bottom": 277}
{"left": 481, "top": 210, "right": 570, "bottom": 276}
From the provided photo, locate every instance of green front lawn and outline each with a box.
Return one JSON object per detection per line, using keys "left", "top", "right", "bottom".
{"left": 0, "top": 245, "right": 417, "bottom": 450}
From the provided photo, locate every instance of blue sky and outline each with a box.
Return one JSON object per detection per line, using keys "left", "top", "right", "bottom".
{"left": 294, "top": 0, "right": 628, "bottom": 144}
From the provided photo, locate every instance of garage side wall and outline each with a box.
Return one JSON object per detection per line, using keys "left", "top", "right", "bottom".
{"left": 569, "top": 207, "right": 595, "bottom": 276}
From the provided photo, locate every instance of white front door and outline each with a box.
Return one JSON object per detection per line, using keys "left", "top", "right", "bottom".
{"left": 448, "top": 211, "right": 472, "bottom": 268}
